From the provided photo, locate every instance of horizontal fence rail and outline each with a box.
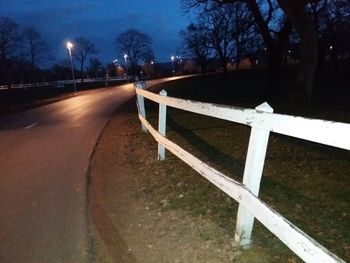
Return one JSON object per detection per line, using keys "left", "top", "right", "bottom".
{"left": 0, "top": 76, "right": 132, "bottom": 90}
{"left": 134, "top": 83, "right": 349, "bottom": 263}
{"left": 136, "top": 88, "right": 350, "bottom": 151}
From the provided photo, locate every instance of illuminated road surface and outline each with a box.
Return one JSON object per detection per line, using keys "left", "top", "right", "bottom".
{"left": 0, "top": 76, "right": 192, "bottom": 262}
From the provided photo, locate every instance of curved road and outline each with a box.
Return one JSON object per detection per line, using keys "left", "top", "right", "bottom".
{"left": 0, "top": 76, "right": 191, "bottom": 262}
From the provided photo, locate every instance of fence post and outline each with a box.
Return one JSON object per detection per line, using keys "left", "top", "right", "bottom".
{"left": 235, "top": 102, "right": 273, "bottom": 247}
{"left": 134, "top": 81, "right": 147, "bottom": 132}
{"left": 158, "top": 90, "right": 167, "bottom": 160}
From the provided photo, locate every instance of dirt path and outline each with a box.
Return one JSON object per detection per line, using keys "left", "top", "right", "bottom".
{"left": 88, "top": 99, "right": 239, "bottom": 263}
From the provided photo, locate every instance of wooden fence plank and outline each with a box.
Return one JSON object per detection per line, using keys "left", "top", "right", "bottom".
{"left": 135, "top": 89, "right": 350, "bottom": 150}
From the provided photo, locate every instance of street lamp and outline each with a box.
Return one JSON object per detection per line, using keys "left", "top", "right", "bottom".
{"left": 124, "top": 54, "right": 129, "bottom": 82}
{"left": 113, "top": 59, "right": 118, "bottom": 77}
{"left": 171, "top": 56, "right": 175, "bottom": 75}
{"left": 66, "top": 41, "right": 77, "bottom": 93}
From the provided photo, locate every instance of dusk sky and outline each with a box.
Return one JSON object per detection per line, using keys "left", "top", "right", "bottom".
{"left": 0, "top": 0, "right": 194, "bottom": 66}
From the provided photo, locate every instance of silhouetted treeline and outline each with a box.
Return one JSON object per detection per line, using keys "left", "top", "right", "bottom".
{"left": 0, "top": 16, "right": 105, "bottom": 86}
{"left": 181, "top": 0, "right": 350, "bottom": 106}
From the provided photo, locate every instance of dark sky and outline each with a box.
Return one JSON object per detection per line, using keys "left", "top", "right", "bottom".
{"left": 1, "top": 0, "right": 193, "bottom": 66}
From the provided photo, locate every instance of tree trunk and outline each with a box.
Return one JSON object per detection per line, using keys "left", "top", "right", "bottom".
{"left": 80, "top": 60, "right": 85, "bottom": 83}
{"left": 199, "top": 58, "right": 207, "bottom": 75}
{"left": 267, "top": 44, "right": 283, "bottom": 96}
{"left": 277, "top": 0, "right": 318, "bottom": 108}
{"left": 221, "top": 57, "right": 228, "bottom": 75}
{"left": 245, "top": 0, "right": 290, "bottom": 99}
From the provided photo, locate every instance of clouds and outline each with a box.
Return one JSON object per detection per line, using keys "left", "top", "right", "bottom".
{"left": 0, "top": 0, "right": 192, "bottom": 64}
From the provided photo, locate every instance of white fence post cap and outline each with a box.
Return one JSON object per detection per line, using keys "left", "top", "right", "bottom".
{"left": 134, "top": 81, "right": 146, "bottom": 89}
{"left": 160, "top": 89, "right": 167, "bottom": 96}
{"left": 255, "top": 102, "right": 273, "bottom": 113}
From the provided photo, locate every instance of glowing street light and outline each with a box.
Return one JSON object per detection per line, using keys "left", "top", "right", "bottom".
{"left": 124, "top": 54, "right": 129, "bottom": 82}
{"left": 66, "top": 41, "right": 77, "bottom": 93}
{"left": 171, "top": 56, "right": 175, "bottom": 75}
{"left": 66, "top": 41, "right": 73, "bottom": 50}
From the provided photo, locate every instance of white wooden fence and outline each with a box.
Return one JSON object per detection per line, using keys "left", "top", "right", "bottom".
{"left": 0, "top": 76, "right": 131, "bottom": 90}
{"left": 134, "top": 82, "right": 349, "bottom": 263}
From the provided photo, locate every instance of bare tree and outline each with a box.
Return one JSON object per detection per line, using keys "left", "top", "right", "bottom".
{"left": 183, "top": 0, "right": 292, "bottom": 96}
{"left": 203, "top": 4, "right": 237, "bottom": 74}
{"left": 277, "top": 0, "right": 318, "bottom": 106}
{"left": 309, "top": 0, "right": 350, "bottom": 71}
{"left": 23, "top": 27, "right": 49, "bottom": 69}
{"left": 231, "top": 2, "right": 259, "bottom": 68}
{"left": 0, "top": 17, "right": 21, "bottom": 61}
{"left": 180, "top": 23, "right": 212, "bottom": 74}
{"left": 185, "top": 0, "right": 321, "bottom": 107}
{"left": 86, "top": 58, "right": 103, "bottom": 78}
{"left": 0, "top": 17, "right": 22, "bottom": 85}
{"left": 73, "top": 37, "right": 97, "bottom": 81}
{"left": 115, "top": 29, "right": 154, "bottom": 77}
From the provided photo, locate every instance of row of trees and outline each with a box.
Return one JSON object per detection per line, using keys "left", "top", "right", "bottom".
{"left": 180, "top": 3, "right": 257, "bottom": 75}
{"left": 0, "top": 16, "right": 104, "bottom": 85}
{"left": 0, "top": 16, "right": 157, "bottom": 86}
{"left": 180, "top": 0, "right": 350, "bottom": 105}
{"left": 0, "top": 17, "right": 50, "bottom": 84}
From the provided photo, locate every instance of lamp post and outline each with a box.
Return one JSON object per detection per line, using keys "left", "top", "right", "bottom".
{"left": 171, "top": 56, "right": 175, "bottom": 75}
{"left": 124, "top": 54, "right": 129, "bottom": 83}
{"left": 150, "top": 61, "right": 155, "bottom": 78}
{"left": 113, "top": 59, "right": 118, "bottom": 77}
{"left": 177, "top": 56, "right": 182, "bottom": 74}
{"left": 66, "top": 41, "right": 77, "bottom": 93}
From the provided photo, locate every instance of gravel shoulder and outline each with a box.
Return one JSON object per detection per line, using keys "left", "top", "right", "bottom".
{"left": 87, "top": 98, "right": 239, "bottom": 263}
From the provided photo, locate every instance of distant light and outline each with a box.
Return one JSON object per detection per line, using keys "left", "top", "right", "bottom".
{"left": 124, "top": 54, "right": 127, "bottom": 59}
{"left": 151, "top": 61, "right": 154, "bottom": 65}
{"left": 171, "top": 56, "right": 174, "bottom": 61}
{"left": 66, "top": 41, "right": 73, "bottom": 50}
{"left": 329, "top": 45, "right": 333, "bottom": 51}
{"left": 288, "top": 50, "right": 291, "bottom": 53}
{"left": 113, "top": 59, "right": 118, "bottom": 64}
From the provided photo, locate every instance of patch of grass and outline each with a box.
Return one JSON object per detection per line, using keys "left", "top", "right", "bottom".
{"left": 198, "top": 221, "right": 227, "bottom": 241}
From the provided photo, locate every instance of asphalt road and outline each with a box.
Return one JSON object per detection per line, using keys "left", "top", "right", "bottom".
{"left": 0, "top": 76, "right": 192, "bottom": 263}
